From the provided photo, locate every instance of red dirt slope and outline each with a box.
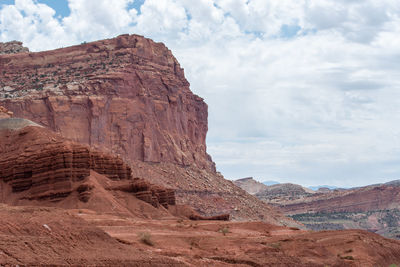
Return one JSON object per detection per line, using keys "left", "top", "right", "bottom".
{"left": 81, "top": 210, "right": 400, "bottom": 267}
{"left": 0, "top": 204, "right": 184, "bottom": 266}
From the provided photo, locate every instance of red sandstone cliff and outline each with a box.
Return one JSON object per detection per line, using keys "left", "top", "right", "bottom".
{"left": 0, "top": 34, "right": 214, "bottom": 172}
{"left": 0, "top": 35, "right": 296, "bottom": 224}
{"left": 2, "top": 38, "right": 400, "bottom": 265}
{"left": 0, "top": 119, "right": 177, "bottom": 217}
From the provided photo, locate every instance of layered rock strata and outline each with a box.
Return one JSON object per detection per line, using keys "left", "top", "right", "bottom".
{"left": 0, "top": 120, "right": 176, "bottom": 209}
{"left": 107, "top": 177, "right": 176, "bottom": 208}
{"left": 0, "top": 34, "right": 214, "bottom": 172}
{"left": 276, "top": 184, "right": 400, "bottom": 215}
{"left": 0, "top": 35, "right": 295, "bottom": 224}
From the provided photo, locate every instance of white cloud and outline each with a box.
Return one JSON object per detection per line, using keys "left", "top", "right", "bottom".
{"left": 134, "top": 0, "right": 187, "bottom": 40}
{"left": 1, "top": 0, "right": 400, "bottom": 187}
{"left": 0, "top": 0, "right": 70, "bottom": 50}
{"left": 63, "top": 0, "right": 137, "bottom": 43}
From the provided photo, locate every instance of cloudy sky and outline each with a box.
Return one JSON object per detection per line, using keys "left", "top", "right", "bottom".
{"left": 1, "top": 0, "right": 400, "bottom": 187}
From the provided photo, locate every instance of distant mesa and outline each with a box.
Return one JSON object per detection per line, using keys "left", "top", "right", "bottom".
{"left": 255, "top": 183, "right": 315, "bottom": 204}
{"left": 308, "top": 185, "right": 341, "bottom": 191}
{"left": 243, "top": 178, "right": 400, "bottom": 240}
{"left": 315, "top": 187, "right": 332, "bottom": 193}
{"left": 263, "top": 180, "right": 280, "bottom": 186}
{"left": 235, "top": 178, "right": 315, "bottom": 203}
{"left": 233, "top": 177, "right": 269, "bottom": 195}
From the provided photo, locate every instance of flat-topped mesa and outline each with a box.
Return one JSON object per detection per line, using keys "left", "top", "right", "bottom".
{"left": 0, "top": 34, "right": 215, "bottom": 172}
{"left": 233, "top": 177, "right": 268, "bottom": 195}
{"left": 0, "top": 41, "right": 29, "bottom": 55}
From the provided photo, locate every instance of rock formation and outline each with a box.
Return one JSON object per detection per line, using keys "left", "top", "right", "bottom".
{"left": 0, "top": 41, "right": 29, "bottom": 55}
{"left": 107, "top": 177, "right": 176, "bottom": 208}
{"left": 2, "top": 36, "right": 400, "bottom": 265}
{"left": 0, "top": 34, "right": 213, "bottom": 171}
{"left": 0, "top": 119, "right": 176, "bottom": 212}
{"left": 0, "top": 35, "right": 294, "bottom": 224}
{"left": 252, "top": 180, "right": 400, "bottom": 239}
{"left": 255, "top": 183, "right": 315, "bottom": 204}
{"left": 277, "top": 184, "right": 400, "bottom": 214}
{"left": 0, "top": 105, "right": 13, "bottom": 118}
{"left": 233, "top": 177, "right": 268, "bottom": 195}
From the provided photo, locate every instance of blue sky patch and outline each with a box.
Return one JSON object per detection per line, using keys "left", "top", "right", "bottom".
{"left": 1, "top": 0, "right": 70, "bottom": 17}
{"left": 280, "top": 24, "right": 301, "bottom": 38}
{"left": 37, "top": 0, "right": 70, "bottom": 17}
{"left": 128, "top": 0, "right": 145, "bottom": 14}
{"left": 1, "top": 0, "right": 14, "bottom": 5}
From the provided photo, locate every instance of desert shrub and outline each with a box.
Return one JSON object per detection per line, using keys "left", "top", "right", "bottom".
{"left": 218, "top": 226, "right": 230, "bottom": 236}
{"left": 270, "top": 242, "right": 281, "bottom": 249}
{"left": 340, "top": 255, "right": 354, "bottom": 260}
{"left": 138, "top": 232, "right": 154, "bottom": 246}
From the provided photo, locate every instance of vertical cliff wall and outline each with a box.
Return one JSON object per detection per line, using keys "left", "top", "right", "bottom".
{"left": 0, "top": 34, "right": 215, "bottom": 172}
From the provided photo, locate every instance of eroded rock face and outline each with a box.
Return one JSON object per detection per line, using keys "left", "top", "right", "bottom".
{"left": 107, "top": 177, "right": 176, "bottom": 208}
{"left": 0, "top": 41, "right": 29, "bottom": 55}
{"left": 0, "top": 35, "right": 296, "bottom": 224}
{"left": 0, "top": 34, "right": 214, "bottom": 172}
{"left": 0, "top": 120, "right": 176, "bottom": 209}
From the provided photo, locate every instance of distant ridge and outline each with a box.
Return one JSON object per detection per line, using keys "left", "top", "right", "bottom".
{"left": 233, "top": 177, "right": 268, "bottom": 195}
{"left": 308, "top": 185, "right": 341, "bottom": 191}
{"left": 263, "top": 180, "right": 280, "bottom": 186}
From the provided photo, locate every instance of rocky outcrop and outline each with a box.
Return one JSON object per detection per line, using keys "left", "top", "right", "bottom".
{"left": 189, "top": 213, "right": 230, "bottom": 221}
{"left": 0, "top": 34, "right": 214, "bottom": 172}
{"left": 0, "top": 120, "right": 177, "bottom": 210}
{"left": 255, "top": 183, "right": 315, "bottom": 204}
{"left": 233, "top": 177, "right": 268, "bottom": 195}
{"left": 0, "top": 106, "right": 13, "bottom": 118}
{"left": 0, "top": 41, "right": 29, "bottom": 55}
{"left": 107, "top": 177, "right": 176, "bottom": 208}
